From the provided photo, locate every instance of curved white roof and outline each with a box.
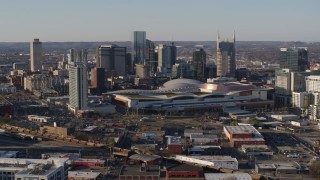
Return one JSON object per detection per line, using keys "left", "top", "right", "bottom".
{"left": 107, "top": 79, "right": 205, "bottom": 94}
{"left": 163, "top": 78, "right": 204, "bottom": 88}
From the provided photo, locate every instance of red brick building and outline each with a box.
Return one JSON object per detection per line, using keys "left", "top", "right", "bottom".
{"left": 72, "top": 159, "right": 106, "bottom": 167}
{"left": 165, "top": 164, "right": 203, "bottom": 179}
{"left": 167, "top": 144, "right": 183, "bottom": 154}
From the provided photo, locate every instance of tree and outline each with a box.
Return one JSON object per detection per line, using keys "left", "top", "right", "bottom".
{"left": 230, "top": 121, "right": 238, "bottom": 126}
{"left": 249, "top": 118, "right": 259, "bottom": 125}
{"left": 105, "top": 137, "right": 115, "bottom": 147}
{"left": 74, "top": 132, "right": 89, "bottom": 141}
{"left": 309, "top": 160, "right": 320, "bottom": 178}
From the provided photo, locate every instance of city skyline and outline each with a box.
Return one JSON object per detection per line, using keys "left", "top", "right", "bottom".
{"left": 0, "top": 0, "right": 319, "bottom": 42}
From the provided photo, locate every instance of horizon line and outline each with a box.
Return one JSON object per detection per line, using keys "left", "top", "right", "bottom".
{"left": 0, "top": 40, "right": 319, "bottom": 43}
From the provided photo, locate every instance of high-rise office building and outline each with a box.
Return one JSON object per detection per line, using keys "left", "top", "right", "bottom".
{"left": 67, "top": 49, "right": 76, "bottom": 64}
{"left": 305, "top": 76, "right": 320, "bottom": 121}
{"left": 171, "top": 63, "right": 195, "bottom": 79}
{"left": 96, "top": 45, "right": 126, "bottom": 77}
{"left": 91, "top": 67, "right": 106, "bottom": 95}
{"left": 216, "top": 33, "right": 236, "bottom": 77}
{"left": 146, "top": 39, "right": 156, "bottom": 76}
{"left": 192, "top": 47, "right": 207, "bottom": 82}
{"left": 132, "top": 31, "right": 146, "bottom": 72}
{"left": 280, "top": 47, "right": 309, "bottom": 72}
{"left": 69, "top": 50, "right": 88, "bottom": 111}
{"left": 30, "top": 38, "right": 42, "bottom": 72}
{"left": 275, "top": 69, "right": 292, "bottom": 107}
{"left": 157, "top": 43, "right": 177, "bottom": 74}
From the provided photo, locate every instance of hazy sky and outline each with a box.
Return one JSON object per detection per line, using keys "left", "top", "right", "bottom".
{"left": 0, "top": 0, "right": 319, "bottom": 42}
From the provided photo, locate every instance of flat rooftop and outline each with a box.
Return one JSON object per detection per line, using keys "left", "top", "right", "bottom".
{"left": 241, "top": 145, "right": 270, "bottom": 151}
{"left": 120, "top": 165, "right": 160, "bottom": 176}
{"left": 256, "top": 161, "right": 299, "bottom": 170}
{"left": 0, "top": 158, "right": 67, "bottom": 176}
{"left": 223, "top": 109, "right": 251, "bottom": 115}
{"left": 184, "top": 129, "right": 203, "bottom": 134}
{"left": 205, "top": 173, "right": 252, "bottom": 180}
{"left": 15, "top": 164, "right": 55, "bottom": 176}
{"left": 68, "top": 171, "right": 101, "bottom": 178}
{"left": 176, "top": 155, "right": 237, "bottom": 162}
{"left": 28, "top": 115, "right": 51, "bottom": 119}
{"left": 0, "top": 151, "right": 19, "bottom": 158}
{"left": 256, "top": 163, "right": 277, "bottom": 169}
{"left": 166, "top": 164, "right": 202, "bottom": 171}
{"left": 232, "top": 138, "right": 265, "bottom": 142}
{"left": 190, "top": 134, "right": 218, "bottom": 139}
{"left": 74, "top": 159, "right": 105, "bottom": 163}
{"left": 129, "top": 154, "right": 161, "bottom": 162}
{"left": 224, "top": 125, "right": 261, "bottom": 135}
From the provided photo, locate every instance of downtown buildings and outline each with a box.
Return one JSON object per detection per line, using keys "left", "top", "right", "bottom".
{"left": 275, "top": 47, "right": 310, "bottom": 107}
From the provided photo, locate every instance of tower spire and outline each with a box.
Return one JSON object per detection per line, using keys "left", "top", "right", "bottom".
{"left": 217, "top": 31, "right": 220, "bottom": 48}
{"left": 233, "top": 30, "right": 236, "bottom": 43}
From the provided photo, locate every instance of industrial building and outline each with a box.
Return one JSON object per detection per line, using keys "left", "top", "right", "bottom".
{"left": 0, "top": 157, "right": 68, "bottom": 180}
{"left": 27, "top": 115, "right": 52, "bottom": 123}
{"left": 164, "top": 164, "right": 203, "bottom": 179}
{"left": 205, "top": 173, "right": 252, "bottom": 180}
{"left": 119, "top": 164, "right": 160, "bottom": 180}
{"left": 72, "top": 159, "right": 106, "bottom": 167}
{"left": 165, "top": 136, "right": 184, "bottom": 154}
{"left": 224, "top": 125, "right": 265, "bottom": 148}
{"left": 68, "top": 171, "right": 102, "bottom": 180}
{"left": 190, "top": 135, "right": 220, "bottom": 145}
{"left": 174, "top": 155, "right": 238, "bottom": 170}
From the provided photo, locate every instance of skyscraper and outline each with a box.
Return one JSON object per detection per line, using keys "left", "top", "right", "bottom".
{"left": 192, "top": 47, "right": 207, "bottom": 82}
{"left": 132, "top": 31, "right": 146, "bottom": 72}
{"left": 146, "top": 39, "right": 156, "bottom": 76}
{"left": 157, "top": 43, "right": 177, "bottom": 74}
{"left": 216, "top": 32, "right": 236, "bottom": 77}
{"left": 91, "top": 67, "right": 106, "bottom": 95}
{"left": 30, "top": 38, "right": 42, "bottom": 72}
{"left": 280, "top": 47, "right": 309, "bottom": 72}
{"left": 69, "top": 49, "right": 88, "bottom": 111}
{"left": 96, "top": 45, "right": 126, "bottom": 76}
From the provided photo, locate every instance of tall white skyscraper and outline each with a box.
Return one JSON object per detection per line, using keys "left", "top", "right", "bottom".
{"left": 132, "top": 31, "right": 146, "bottom": 72}
{"left": 69, "top": 50, "right": 88, "bottom": 111}
{"left": 30, "top": 38, "right": 42, "bottom": 72}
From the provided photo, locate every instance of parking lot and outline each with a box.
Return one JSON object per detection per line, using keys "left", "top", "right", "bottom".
{"left": 262, "top": 130, "right": 316, "bottom": 169}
